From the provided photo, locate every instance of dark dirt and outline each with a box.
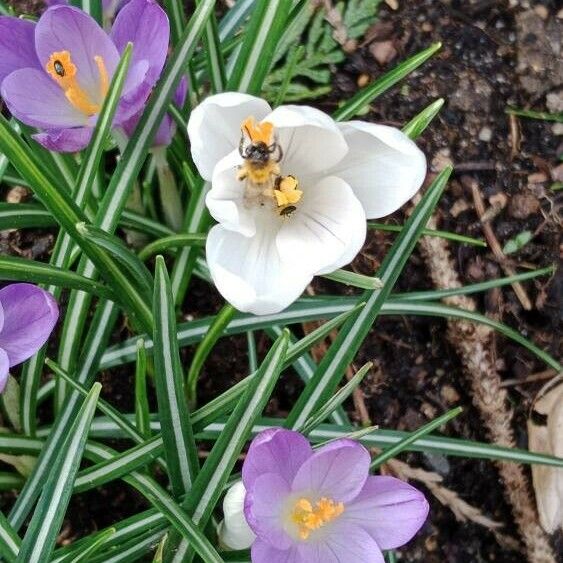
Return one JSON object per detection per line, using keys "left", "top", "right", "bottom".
{"left": 1, "top": 0, "right": 562, "bottom": 561}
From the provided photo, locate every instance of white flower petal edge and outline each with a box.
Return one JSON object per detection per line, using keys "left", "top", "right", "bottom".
{"left": 206, "top": 221, "right": 314, "bottom": 316}
{"left": 277, "top": 176, "right": 366, "bottom": 275}
{"left": 218, "top": 481, "right": 256, "bottom": 551}
{"left": 187, "top": 92, "right": 272, "bottom": 181}
{"left": 266, "top": 105, "right": 348, "bottom": 177}
{"left": 330, "top": 122, "right": 427, "bottom": 219}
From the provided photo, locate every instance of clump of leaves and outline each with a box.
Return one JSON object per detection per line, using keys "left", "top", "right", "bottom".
{"left": 263, "top": 0, "right": 382, "bottom": 103}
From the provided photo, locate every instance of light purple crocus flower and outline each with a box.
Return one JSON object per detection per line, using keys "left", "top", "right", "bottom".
{"left": 0, "top": 284, "right": 59, "bottom": 392}
{"left": 0, "top": 0, "right": 169, "bottom": 152}
{"left": 220, "top": 428, "right": 429, "bottom": 562}
{"left": 44, "top": 0, "right": 130, "bottom": 25}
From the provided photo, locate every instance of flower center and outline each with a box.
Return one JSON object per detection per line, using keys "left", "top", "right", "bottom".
{"left": 290, "top": 497, "right": 344, "bottom": 541}
{"left": 46, "top": 50, "right": 109, "bottom": 116}
{"left": 238, "top": 117, "right": 303, "bottom": 217}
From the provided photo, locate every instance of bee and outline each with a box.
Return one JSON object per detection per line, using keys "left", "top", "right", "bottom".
{"left": 238, "top": 117, "right": 283, "bottom": 202}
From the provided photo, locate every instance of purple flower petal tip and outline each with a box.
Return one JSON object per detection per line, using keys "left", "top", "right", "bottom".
{"left": 234, "top": 427, "right": 429, "bottom": 562}
{"left": 0, "top": 284, "right": 59, "bottom": 373}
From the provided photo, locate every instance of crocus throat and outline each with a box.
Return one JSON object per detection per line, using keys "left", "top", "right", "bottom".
{"left": 290, "top": 497, "right": 344, "bottom": 540}
{"left": 46, "top": 51, "right": 109, "bottom": 116}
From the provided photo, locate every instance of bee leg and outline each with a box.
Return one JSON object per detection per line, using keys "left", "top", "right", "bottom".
{"left": 238, "top": 136, "right": 245, "bottom": 158}
{"left": 275, "top": 143, "right": 283, "bottom": 163}
{"left": 237, "top": 167, "right": 248, "bottom": 181}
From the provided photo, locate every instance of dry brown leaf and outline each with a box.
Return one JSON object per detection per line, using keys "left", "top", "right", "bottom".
{"left": 528, "top": 376, "right": 563, "bottom": 534}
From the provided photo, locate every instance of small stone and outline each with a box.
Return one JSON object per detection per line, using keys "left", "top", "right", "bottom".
{"left": 422, "top": 21, "right": 433, "bottom": 32}
{"left": 489, "top": 192, "right": 508, "bottom": 209}
{"left": 527, "top": 172, "right": 548, "bottom": 183}
{"left": 357, "top": 73, "right": 370, "bottom": 88}
{"left": 384, "top": 0, "right": 399, "bottom": 10}
{"left": 450, "top": 198, "right": 470, "bottom": 218}
{"left": 534, "top": 4, "right": 548, "bottom": 19}
{"left": 479, "top": 126, "right": 493, "bottom": 142}
{"left": 431, "top": 148, "right": 453, "bottom": 172}
{"left": 6, "top": 186, "right": 28, "bottom": 204}
{"left": 508, "top": 192, "right": 540, "bottom": 218}
{"left": 552, "top": 123, "right": 563, "bottom": 135}
{"left": 441, "top": 384, "right": 461, "bottom": 404}
{"left": 369, "top": 40, "right": 397, "bottom": 65}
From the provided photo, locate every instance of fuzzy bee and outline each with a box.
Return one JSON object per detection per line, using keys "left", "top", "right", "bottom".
{"left": 237, "top": 117, "right": 283, "bottom": 199}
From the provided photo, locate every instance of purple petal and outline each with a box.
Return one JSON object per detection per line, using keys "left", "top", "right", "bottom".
{"left": 114, "top": 60, "right": 150, "bottom": 123}
{"left": 32, "top": 126, "right": 93, "bottom": 152}
{"left": 251, "top": 540, "right": 300, "bottom": 563}
{"left": 1, "top": 68, "right": 89, "bottom": 129}
{"left": 297, "top": 523, "right": 384, "bottom": 563}
{"left": 291, "top": 439, "right": 370, "bottom": 503}
{"left": 174, "top": 75, "right": 188, "bottom": 107}
{"left": 244, "top": 472, "right": 293, "bottom": 551}
{"left": 243, "top": 428, "right": 313, "bottom": 490}
{"left": 35, "top": 6, "right": 120, "bottom": 103}
{"left": 0, "top": 17, "right": 39, "bottom": 84}
{"left": 0, "top": 284, "right": 58, "bottom": 368}
{"left": 343, "top": 476, "right": 429, "bottom": 550}
{"left": 0, "top": 349, "right": 8, "bottom": 394}
{"left": 110, "top": 0, "right": 169, "bottom": 86}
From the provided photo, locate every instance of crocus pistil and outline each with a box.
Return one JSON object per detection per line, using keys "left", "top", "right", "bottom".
{"left": 46, "top": 50, "right": 109, "bottom": 115}
{"left": 288, "top": 496, "right": 344, "bottom": 540}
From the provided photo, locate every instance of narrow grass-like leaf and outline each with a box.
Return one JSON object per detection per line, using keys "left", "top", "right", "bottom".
{"left": 0, "top": 473, "right": 24, "bottom": 491}
{"left": 368, "top": 221, "right": 486, "bottom": 247}
{"left": 218, "top": 0, "right": 254, "bottom": 40}
{"left": 0, "top": 256, "right": 115, "bottom": 301}
{"left": 76, "top": 222, "right": 153, "bottom": 301}
{"left": 322, "top": 269, "right": 383, "bottom": 290}
{"left": 285, "top": 167, "right": 453, "bottom": 428}
{"left": 197, "top": 419, "right": 563, "bottom": 467}
{"left": 370, "top": 407, "right": 463, "bottom": 468}
{"left": 0, "top": 510, "right": 19, "bottom": 562}
{"left": 333, "top": 43, "right": 442, "bottom": 121}
{"left": 506, "top": 107, "right": 563, "bottom": 122}
{"left": 300, "top": 362, "right": 372, "bottom": 434}
{"left": 0, "top": 203, "right": 54, "bottom": 229}
{"left": 135, "top": 340, "right": 151, "bottom": 439}
{"left": 153, "top": 257, "right": 199, "bottom": 496}
{"left": 227, "top": 0, "right": 292, "bottom": 94}
{"left": 197, "top": 0, "right": 226, "bottom": 92}
{"left": 186, "top": 303, "right": 236, "bottom": 404}
{"left": 9, "top": 301, "right": 118, "bottom": 530}
{"left": 172, "top": 331, "right": 289, "bottom": 562}
{"left": 402, "top": 98, "right": 445, "bottom": 139}
{"left": 138, "top": 233, "right": 207, "bottom": 261}
{"left": 16, "top": 384, "right": 101, "bottom": 563}
{"left": 65, "top": 527, "right": 116, "bottom": 563}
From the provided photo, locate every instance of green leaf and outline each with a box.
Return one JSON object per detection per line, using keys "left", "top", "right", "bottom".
{"left": 172, "top": 331, "right": 289, "bottom": 562}
{"left": 227, "top": 0, "right": 292, "bottom": 94}
{"left": 506, "top": 107, "right": 563, "bottom": 123}
{"left": 0, "top": 376, "right": 20, "bottom": 433}
{"left": 322, "top": 269, "right": 383, "bottom": 290}
{"left": 503, "top": 230, "right": 533, "bottom": 255}
{"left": 135, "top": 340, "right": 151, "bottom": 440}
{"left": 333, "top": 42, "right": 442, "bottom": 121}
{"left": 370, "top": 407, "right": 463, "bottom": 468}
{"left": 153, "top": 257, "right": 199, "bottom": 496}
{"left": 138, "top": 233, "right": 207, "bottom": 261}
{"left": 300, "top": 362, "right": 373, "bottom": 434}
{"left": 0, "top": 255, "right": 116, "bottom": 302}
{"left": 65, "top": 527, "right": 116, "bottom": 563}
{"left": 285, "top": 166, "right": 453, "bottom": 429}
{"left": 186, "top": 304, "right": 236, "bottom": 405}
{"left": 367, "top": 222, "right": 486, "bottom": 247}
{"left": 0, "top": 510, "right": 20, "bottom": 562}
{"left": 16, "top": 383, "right": 101, "bottom": 563}
{"left": 402, "top": 98, "right": 445, "bottom": 139}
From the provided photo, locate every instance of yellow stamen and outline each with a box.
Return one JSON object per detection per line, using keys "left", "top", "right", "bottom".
{"left": 242, "top": 116, "right": 274, "bottom": 144}
{"left": 290, "top": 496, "right": 344, "bottom": 541}
{"left": 46, "top": 50, "right": 108, "bottom": 116}
{"left": 274, "top": 175, "right": 303, "bottom": 208}
{"left": 94, "top": 55, "right": 109, "bottom": 99}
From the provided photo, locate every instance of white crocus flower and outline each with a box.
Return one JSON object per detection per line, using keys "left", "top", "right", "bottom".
{"left": 187, "top": 93, "right": 426, "bottom": 315}
{"left": 217, "top": 481, "right": 255, "bottom": 550}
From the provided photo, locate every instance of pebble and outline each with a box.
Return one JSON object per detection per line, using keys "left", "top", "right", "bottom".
{"left": 478, "top": 126, "right": 493, "bottom": 142}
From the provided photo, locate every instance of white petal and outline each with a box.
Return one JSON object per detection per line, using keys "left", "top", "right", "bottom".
{"left": 331, "top": 122, "right": 427, "bottom": 219}
{"left": 187, "top": 92, "right": 272, "bottom": 181}
{"left": 206, "top": 221, "right": 313, "bottom": 315}
{"left": 266, "top": 105, "right": 348, "bottom": 177}
{"left": 207, "top": 150, "right": 256, "bottom": 236}
{"left": 277, "top": 176, "right": 366, "bottom": 276}
{"left": 218, "top": 481, "right": 256, "bottom": 550}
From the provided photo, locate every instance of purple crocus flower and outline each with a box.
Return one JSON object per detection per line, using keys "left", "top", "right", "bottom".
{"left": 0, "top": 0, "right": 169, "bottom": 152}
{"left": 220, "top": 428, "right": 429, "bottom": 562}
{"left": 45, "top": 0, "right": 129, "bottom": 24}
{"left": 0, "top": 284, "right": 59, "bottom": 392}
